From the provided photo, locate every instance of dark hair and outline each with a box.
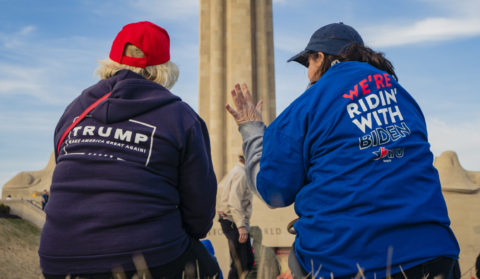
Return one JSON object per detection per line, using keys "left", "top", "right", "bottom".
{"left": 309, "top": 43, "right": 398, "bottom": 82}
{"left": 238, "top": 155, "right": 245, "bottom": 164}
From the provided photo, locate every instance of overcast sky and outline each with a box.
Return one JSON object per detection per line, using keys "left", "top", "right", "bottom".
{"left": 1, "top": 0, "right": 479, "bottom": 192}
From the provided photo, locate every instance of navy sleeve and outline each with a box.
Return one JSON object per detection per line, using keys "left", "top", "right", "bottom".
{"left": 53, "top": 120, "right": 63, "bottom": 160}
{"left": 178, "top": 118, "right": 217, "bottom": 239}
{"left": 53, "top": 97, "right": 81, "bottom": 160}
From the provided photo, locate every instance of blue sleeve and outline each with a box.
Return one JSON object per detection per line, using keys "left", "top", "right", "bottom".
{"left": 257, "top": 121, "right": 306, "bottom": 208}
{"left": 178, "top": 118, "right": 217, "bottom": 239}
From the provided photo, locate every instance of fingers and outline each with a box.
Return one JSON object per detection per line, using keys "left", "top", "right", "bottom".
{"left": 229, "top": 89, "right": 242, "bottom": 111}
{"left": 225, "top": 104, "right": 238, "bottom": 119}
{"left": 238, "top": 227, "right": 248, "bottom": 243}
{"left": 256, "top": 99, "right": 263, "bottom": 113}
{"left": 234, "top": 83, "right": 246, "bottom": 108}
{"left": 241, "top": 83, "right": 252, "bottom": 102}
{"left": 226, "top": 82, "right": 263, "bottom": 124}
{"left": 233, "top": 82, "right": 254, "bottom": 106}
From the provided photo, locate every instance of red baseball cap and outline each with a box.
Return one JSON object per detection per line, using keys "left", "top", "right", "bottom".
{"left": 109, "top": 21, "right": 170, "bottom": 68}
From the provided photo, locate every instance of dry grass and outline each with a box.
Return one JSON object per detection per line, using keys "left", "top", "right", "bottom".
{"left": 0, "top": 219, "right": 475, "bottom": 279}
{"left": 0, "top": 217, "right": 43, "bottom": 279}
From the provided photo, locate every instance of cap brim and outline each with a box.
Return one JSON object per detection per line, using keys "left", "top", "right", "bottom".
{"left": 287, "top": 50, "right": 309, "bottom": 67}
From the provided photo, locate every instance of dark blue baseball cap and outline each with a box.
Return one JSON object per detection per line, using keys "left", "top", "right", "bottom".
{"left": 287, "top": 22, "right": 364, "bottom": 67}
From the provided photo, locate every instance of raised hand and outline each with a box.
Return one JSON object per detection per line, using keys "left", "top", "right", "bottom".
{"left": 225, "top": 83, "right": 263, "bottom": 126}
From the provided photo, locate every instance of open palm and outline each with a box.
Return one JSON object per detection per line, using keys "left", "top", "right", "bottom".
{"left": 225, "top": 83, "right": 263, "bottom": 125}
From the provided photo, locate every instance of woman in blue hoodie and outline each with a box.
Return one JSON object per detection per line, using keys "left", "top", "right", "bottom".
{"left": 39, "top": 21, "right": 219, "bottom": 279}
{"left": 226, "top": 23, "right": 460, "bottom": 279}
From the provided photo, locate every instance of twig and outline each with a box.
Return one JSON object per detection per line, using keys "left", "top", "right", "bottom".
{"left": 386, "top": 246, "right": 393, "bottom": 279}
{"left": 399, "top": 265, "right": 407, "bottom": 279}
{"left": 354, "top": 263, "right": 365, "bottom": 279}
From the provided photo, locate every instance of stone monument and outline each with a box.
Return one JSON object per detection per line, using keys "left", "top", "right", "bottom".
{"left": 198, "top": 1, "right": 294, "bottom": 274}
{"left": 198, "top": 0, "right": 276, "bottom": 179}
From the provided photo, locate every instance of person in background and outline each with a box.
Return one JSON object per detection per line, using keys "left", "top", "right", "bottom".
{"left": 226, "top": 22, "right": 460, "bottom": 279}
{"left": 41, "top": 189, "right": 49, "bottom": 210}
{"left": 475, "top": 252, "right": 480, "bottom": 279}
{"left": 247, "top": 226, "right": 281, "bottom": 279}
{"left": 39, "top": 21, "right": 219, "bottom": 279}
{"left": 218, "top": 155, "right": 254, "bottom": 279}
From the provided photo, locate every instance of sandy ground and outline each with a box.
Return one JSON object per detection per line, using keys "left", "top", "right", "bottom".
{"left": 0, "top": 217, "right": 43, "bottom": 279}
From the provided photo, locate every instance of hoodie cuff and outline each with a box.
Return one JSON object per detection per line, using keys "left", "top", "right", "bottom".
{"left": 238, "top": 121, "right": 266, "bottom": 140}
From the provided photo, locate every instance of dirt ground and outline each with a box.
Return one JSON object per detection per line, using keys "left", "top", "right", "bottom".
{"left": 0, "top": 217, "right": 43, "bottom": 279}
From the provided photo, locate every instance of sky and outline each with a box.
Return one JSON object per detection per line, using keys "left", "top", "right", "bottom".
{"left": 0, "top": 0, "right": 479, "bottom": 192}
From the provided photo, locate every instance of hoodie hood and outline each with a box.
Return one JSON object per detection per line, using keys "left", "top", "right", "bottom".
{"left": 81, "top": 69, "right": 180, "bottom": 124}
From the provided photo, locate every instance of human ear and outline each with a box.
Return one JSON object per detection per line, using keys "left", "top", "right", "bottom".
{"left": 317, "top": 52, "right": 325, "bottom": 66}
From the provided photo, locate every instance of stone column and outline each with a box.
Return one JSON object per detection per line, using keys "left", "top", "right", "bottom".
{"left": 199, "top": 0, "right": 276, "bottom": 179}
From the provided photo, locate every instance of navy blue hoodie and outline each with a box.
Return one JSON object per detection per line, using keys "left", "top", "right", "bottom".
{"left": 39, "top": 70, "right": 217, "bottom": 274}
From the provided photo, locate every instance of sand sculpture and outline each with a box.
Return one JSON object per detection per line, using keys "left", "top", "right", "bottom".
{"left": 435, "top": 150, "right": 480, "bottom": 193}
{"left": 1, "top": 152, "right": 54, "bottom": 201}
{"left": 434, "top": 151, "right": 480, "bottom": 275}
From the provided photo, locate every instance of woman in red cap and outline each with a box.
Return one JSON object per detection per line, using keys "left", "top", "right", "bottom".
{"left": 39, "top": 21, "right": 220, "bottom": 279}
{"left": 226, "top": 22, "right": 460, "bottom": 279}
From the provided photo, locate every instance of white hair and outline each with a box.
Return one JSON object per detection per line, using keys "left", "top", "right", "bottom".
{"left": 95, "top": 44, "right": 179, "bottom": 90}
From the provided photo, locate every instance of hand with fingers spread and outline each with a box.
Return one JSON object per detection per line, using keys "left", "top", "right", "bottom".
{"left": 225, "top": 83, "right": 263, "bottom": 125}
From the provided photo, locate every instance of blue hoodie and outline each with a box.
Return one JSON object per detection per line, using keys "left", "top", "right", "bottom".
{"left": 257, "top": 62, "right": 459, "bottom": 278}
{"left": 39, "top": 70, "right": 217, "bottom": 274}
